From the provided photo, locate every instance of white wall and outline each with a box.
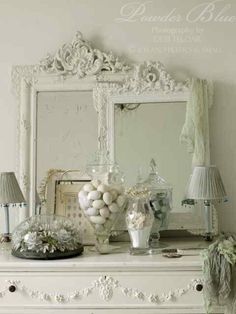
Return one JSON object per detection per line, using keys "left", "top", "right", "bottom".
{"left": 0, "top": 0, "right": 235, "bottom": 232}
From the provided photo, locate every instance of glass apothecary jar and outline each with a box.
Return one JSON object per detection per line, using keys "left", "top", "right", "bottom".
{"left": 126, "top": 189, "right": 154, "bottom": 255}
{"left": 142, "top": 159, "right": 172, "bottom": 248}
{"left": 78, "top": 152, "right": 127, "bottom": 254}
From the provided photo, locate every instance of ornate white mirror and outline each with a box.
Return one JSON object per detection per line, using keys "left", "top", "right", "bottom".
{"left": 94, "top": 62, "right": 217, "bottom": 235}
{"left": 12, "top": 31, "right": 129, "bottom": 222}
{"left": 12, "top": 31, "right": 217, "bottom": 235}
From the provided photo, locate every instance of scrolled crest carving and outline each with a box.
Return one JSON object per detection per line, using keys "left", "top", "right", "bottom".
{"left": 39, "top": 31, "right": 130, "bottom": 77}
{"left": 123, "top": 61, "right": 188, "bottom": 94}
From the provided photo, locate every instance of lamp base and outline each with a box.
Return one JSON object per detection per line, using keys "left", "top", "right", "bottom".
{"left": 0, "top": 234, "right": 11, "bottom": 243}
{"left": 204, "top": 201, "right": 213, "bottom": 242}
{"left": 204, "top": 232, "right": 213, "bottom": 242}
{"left": 0, "top": 234, "right": 11, "bottom": 252}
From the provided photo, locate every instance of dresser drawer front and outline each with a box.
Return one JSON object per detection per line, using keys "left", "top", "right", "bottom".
{"left": 0, "top": 309, "right": 215, "bottom": 314}
{"left": 0, "top": 309, "right": 219, "bottom": 314}
{"left": 0, "top": 271, "right": 204, "bottom": 309}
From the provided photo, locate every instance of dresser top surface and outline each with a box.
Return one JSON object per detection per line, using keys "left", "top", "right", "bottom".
{"left": 0, "top": 239, "right": 208, "bottom": 272}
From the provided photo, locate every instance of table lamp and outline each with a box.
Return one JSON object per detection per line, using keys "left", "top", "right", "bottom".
{"left": 185, "top": 166, "right": 227, "bottom": 241}
{"left": 0, "top": 172, "right": 25, "bottom": 242}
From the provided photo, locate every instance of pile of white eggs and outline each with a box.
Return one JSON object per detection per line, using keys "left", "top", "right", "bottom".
{"left": 78, "top": 179, "right": 127, "bottom": 232}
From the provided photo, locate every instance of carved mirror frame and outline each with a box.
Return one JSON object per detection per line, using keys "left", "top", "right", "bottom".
{"left": 11, "top": 31, "right": 217, "bottom": 235}
{"left": 94, "top": 63, "right": 218, "bottom": 235}
{"left": 11, "top": 31, "right": 129, "bottom": 223}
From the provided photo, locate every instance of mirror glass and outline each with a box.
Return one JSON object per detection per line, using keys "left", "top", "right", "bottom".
{"left": 36, "top": 91, "right": 97, "bottom": 187}
{"left": 114, "top": 101, "right": 192, "bottom": 212}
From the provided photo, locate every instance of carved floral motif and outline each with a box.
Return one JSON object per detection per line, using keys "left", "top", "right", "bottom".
{"left": 3, "top": 276, "right": 203, "bottom": 304}
{"left": 39, "top": 31, "right": 130, "bottom": 77}
{"left": 122, "top": 61, "right": 188, "bottom": 94}
{"left": 93, "top": 276, "right": 119, "bottom": 301}
{"left": 20, "top": 173, "right": 29, "bottom": 195}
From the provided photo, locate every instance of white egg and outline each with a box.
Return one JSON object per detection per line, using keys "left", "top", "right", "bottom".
{"left": 79, "top": 199, "right": 87, "bottom": 211}
{"left": 91, "top": 179, "right": 101, "bottom": 188}
{"left": 92, "top": 199, "right": 105, "bottom": 210}
{"left": 79, "top": 197, "right": 89, "bottom": 210}
{"left": 97, "top": 184, "right": 109, "bottom": 193}
{"left": 84, "top": 197, "right": 93, "bottom": 208}
{"left": 109, "top": 202, "right": 119, "bottom": 213}
{"left": 87, "top": 190, "right": 102, "bottom": 201}
{"left": 110, "top": 189, "right": 118, "bottom": 201}
{"left": 83, "top": 183, "right": 95, "bottom": 192}
{"left": 90, "top": 216, "right": 106, "bottom": 225}
{"left": 99, "top": 206, "right": 110, "bottom": 218}
{"left": 103, "top": 192, "right": 113, "bottom": 205}
{"left": 116, "top": 195, "right": 126, "bottom": 208}
{"left": 85, "top": 207, "right": 99, "bottom": 216}
{"left": 78, "top": 190, "right": 88, "bottom": 199}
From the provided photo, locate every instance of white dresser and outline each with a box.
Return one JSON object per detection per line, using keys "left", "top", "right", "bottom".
{"left": 0, "top": 241, "right": 224, "bottom": 314}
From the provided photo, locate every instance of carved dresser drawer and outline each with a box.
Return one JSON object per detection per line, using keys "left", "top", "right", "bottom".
{"left": 0, "top": 244, "right": 224, "bottom": 314}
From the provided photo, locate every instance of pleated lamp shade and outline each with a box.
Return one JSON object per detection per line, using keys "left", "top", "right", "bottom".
{"left": 186, "top": 166, "right": 227, "bottom": 201}
{"left": 0, "top": 172, "right": 25, "bottom": 204}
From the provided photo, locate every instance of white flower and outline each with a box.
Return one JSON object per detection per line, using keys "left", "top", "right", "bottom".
{"left": 134, "top": 290, "right": 145, "bottom": 300}
{"left": 56, "top": 229, "right": 71, "bottom": 243}
{"left": 148, "top": 294, "right": 159, "bottom": 303}
{"left": 23, "top": 232, "right": 38, "bottom": 250}
{"left": 55, "top": 294, "right": 65, "bottom": 303}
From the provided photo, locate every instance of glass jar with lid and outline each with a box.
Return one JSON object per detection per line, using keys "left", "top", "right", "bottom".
{"left": 126, "top": 186, "right": 154, "bottom": 255}
{"left": 78, "top": 151, "right": 127, "bottom": 254}
{"left": 142, "top": 159, "right": 172, "bottom": 248}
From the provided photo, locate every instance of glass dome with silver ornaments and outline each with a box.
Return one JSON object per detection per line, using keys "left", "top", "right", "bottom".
{"left": 11, "top": 215, "right": 83, "bottom": 259}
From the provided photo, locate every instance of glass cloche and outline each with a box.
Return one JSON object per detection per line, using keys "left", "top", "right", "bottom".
{"left": 142, "top": 159, "right": 173, "bottom": 248}
{"left": 12, "top": 215, "right": 83, "bottom": 259}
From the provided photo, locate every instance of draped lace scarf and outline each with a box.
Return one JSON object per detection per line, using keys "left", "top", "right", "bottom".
{"left": 180, "top": 78, "right": 213, "bottom": 166}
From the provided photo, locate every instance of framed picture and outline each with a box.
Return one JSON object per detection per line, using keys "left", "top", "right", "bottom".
{"left": 38, "top": 169, "right": 84, "bottom": 215}
{"left": 54, "top": 179, "right": 96, "bottom": 245}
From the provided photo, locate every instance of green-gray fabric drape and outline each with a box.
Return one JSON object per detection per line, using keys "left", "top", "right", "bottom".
{"left": 180, "top": 78, "right": 213, "bottom": 166}
{"left": 202, "top": 234, "right": 236, "bottom": 313}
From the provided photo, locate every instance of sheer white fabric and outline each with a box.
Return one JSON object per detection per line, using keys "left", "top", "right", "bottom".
{"left": 180, "top": 78, "right": 213, "bottom": 166}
